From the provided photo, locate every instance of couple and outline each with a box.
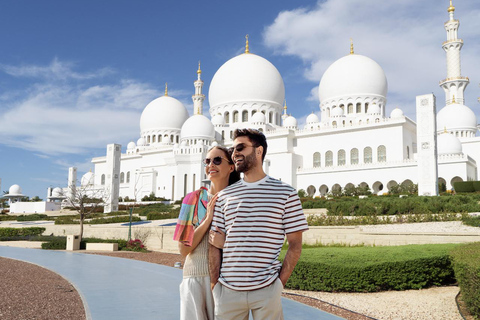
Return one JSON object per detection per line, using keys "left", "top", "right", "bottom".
{"left": 174, "top": 128, "right": 308, "bottom": 320}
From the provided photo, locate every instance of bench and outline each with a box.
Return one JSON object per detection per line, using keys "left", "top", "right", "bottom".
{"left": 86, "top": 243, "right": 119, "bottom": 251}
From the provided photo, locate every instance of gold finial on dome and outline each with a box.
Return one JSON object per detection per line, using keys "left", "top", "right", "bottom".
{"left": 165, "top": 83, "right": 168, "bottom": 96}
{"left": 448, "top": 0, "right": 455, "bottom": 13}
{"left": 452, "top": 95, "right": 456, "bottom": 103}
{"left": 245, "top": 34, "right": 250, "bottom": 53}
{"left": 197, "top": 61, "right": 201, "bottom": 74}
{"left": 350, "top": 38, "right": 354, "bottom": 55}
{"left": 284, "top": 100, "right": 287, "bottom": 110}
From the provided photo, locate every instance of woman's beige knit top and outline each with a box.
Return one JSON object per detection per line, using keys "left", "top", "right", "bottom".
{"left": 182, "top": 232, "right": 209, "bottom": 278}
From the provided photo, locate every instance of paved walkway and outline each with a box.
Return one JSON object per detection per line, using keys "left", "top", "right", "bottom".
{"left": 0, "top": 247, "right": 344, "bottom": 320}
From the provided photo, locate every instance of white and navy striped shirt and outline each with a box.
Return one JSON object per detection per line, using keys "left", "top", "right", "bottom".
{"left": 212, "top": 175, "right": 308, "bottom": 291}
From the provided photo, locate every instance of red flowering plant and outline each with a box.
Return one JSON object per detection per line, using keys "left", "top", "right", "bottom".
{"left": 126, "top": 239, "right": 146, "bottom": 252}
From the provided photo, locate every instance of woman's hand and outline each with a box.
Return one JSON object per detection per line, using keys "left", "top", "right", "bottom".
{"left": 206, "top": 193, "right": 218, "bottom": 222}
{"left": 209, "top": 226, "right": 225, "bottom": 249}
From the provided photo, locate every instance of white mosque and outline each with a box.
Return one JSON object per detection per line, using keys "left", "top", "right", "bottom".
{"left": 65, "top": 1, "right": 478, "bottom": 211}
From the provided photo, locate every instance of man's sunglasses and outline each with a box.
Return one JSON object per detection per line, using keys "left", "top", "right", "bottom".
{"left": 203, "top": 156, "right": 230, "bottom": 166}
{"left": 228, "top": 143, "right": 256, "bottom": 153}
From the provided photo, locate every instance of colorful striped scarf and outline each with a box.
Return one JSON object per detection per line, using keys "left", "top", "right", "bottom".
{"left": 173, "top": 187, "right": 209, "bottom": 247}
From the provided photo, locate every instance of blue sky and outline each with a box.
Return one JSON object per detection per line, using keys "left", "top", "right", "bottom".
{"left": 0, "top": 0, "right": 479, "bottom": 198}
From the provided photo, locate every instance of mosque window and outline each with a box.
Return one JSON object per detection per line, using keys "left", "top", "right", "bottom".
{"left": 225, "top": 112, "right": 230, "bottom": 124}
{"left": 356, "top": 103, "right": 361, "bottom": 113}
{"left": 313, "top": 152, "right": 321, "bottom": 168}
{"left": 332, "top": 121, "right": 337, "bottom": 128}
{"left": 152, "top": 135, "right": 156, "bottom": 143}
{"left": 326, "top": 151, "right": 333, "bottom": 167}
{"left": 378, "top": 145, "right": 386, "bottom": 162}
{"left": 170, "top": 135, "right": 174, "bottom": 143}
{"left": 126, "top": 172, "right": 130, "bottom": 183}
{"left": 120, "top": 172, "right": 125, "bottom": 184}
{"left": 222, "top": 131, "right": 225, "bottom": 140}
{"left": 176, "top": 136, "right": 179, "bottom": 143}
{"left": 269, "top": 112, "right": 273, "bottom": 123}
{"left": 339, "top": 104, "right": 344, "bottom": 112}
{"left": 407, "top": 146, "right": 410, "bottom": 159}
{"left": 348, "top": 104, "right": 353, "bottom": 114}
{"left": 242, "top": 110, "right": 248, "bottom": 122}
{"left": 364, "top": 147, "right": 372, "bottom": 163}
{"left": 159, "top": 135, "right": 162, "bottom": 142}
{"left": 233, "top": 111, "right": 239, "bottom": 123}
{"left": 101, "top": 174, "right": 105, "bottom": 185}
{"left": 252, "top": 110, "right": 257, "bottom": 115}
{"left": 147, "top": 136, "right": 151, "bottom": 144}
{"left": 338, "top": 150, "right": 346, "bottom": 166}
{"left": 351, "top": 148, "right": 359, "bottom": 165}
{"left": 230, "top": 131, "right": 233, "bottom": 139}
{"left": 365, "top": 103, "right": 369, "bottom": 113}
{"left": 375, "top": 118, "right": 380, "bottom": 123}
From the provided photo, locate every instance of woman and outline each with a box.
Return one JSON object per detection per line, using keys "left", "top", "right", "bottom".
{"left": 173, "top": 146, "right": 240, "bottom": 320}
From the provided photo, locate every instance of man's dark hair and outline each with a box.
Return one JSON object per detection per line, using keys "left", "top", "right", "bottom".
{"left": 233, "top": 128, "right": 268, "bottom": 161}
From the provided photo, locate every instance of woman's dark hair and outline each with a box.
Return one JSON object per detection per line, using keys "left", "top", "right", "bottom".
{"left": 208, "top": 145, "right": 241, "bottom": 185}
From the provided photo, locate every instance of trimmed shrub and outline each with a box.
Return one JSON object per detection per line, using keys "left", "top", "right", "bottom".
{"left": 450, "top": 242, "right": 480, "bottom": 318}
{"left": 454, "top": 181, "right": 475, "bottom": 193}
{"left": 16, "top": 214, "right": 49, "bottom": 221}
{"left": 125, "top": 239, "right": 147, "bottom": 252}
{"left": 87, "top": 216, "right": 141, "bottom": 224}
{"left": 281, "top": 244, "right": 458, "bottom": 292}
{"left": 0, "top": 227, "right": 45, "bottom": 237}
{"left": 147, "top": 211, "right": 179, "bottom": 220}
{"left": 473, "top": 181, "right": 480, "bottom": 192}
{"left": 41, "top": 237, "right": 67, "bottom": 250}
{"left": 462, "top": 216, "right": 480, "bottom": 228}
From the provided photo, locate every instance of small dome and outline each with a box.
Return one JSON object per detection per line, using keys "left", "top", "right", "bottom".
{"left": 211, "top": 141, "right": 219, "bottom": 147}
{"left": 306, "top": 112, "right": 320, "bottom": 124}
{"left": 52, "top": 187, "right": 63, "bottom": 197}
{"left": 390, "top": 108, "right": 404, "bottom": 118}
{"left": 331, "top": 107, "right": 344, "bottom": 117}
{"left": 180, "top": 114, "right": 215, "bottom": 140}
{"left": 319, "top": 54, "right": 388, "bottom": 103}
{"left": 437, "top": 132, "right": 462, "bottom": 155}
{"left": 251, "top": 112, "right": 266, "bottom": 124}
{"left": 127, "top": 141, "right": 136, "bottom": 149}
{"left": 367, "top": 103, "right": 381, "bottom": 115}
{"left": 437, "top": 103, "right": 477, "bottom": 134}
{"left": 81, "top": 172, "right": 94, "bottom": 186}
{"left": 8, "top": 184, "right": 22, "bottom": 196}
{"left": 284, "top": 115, "right": 297, "bottom": 128}
{"left": 209, "top": 53, "right": 285, "bottom": 108}
{"left": 140, "top": 95, "right": 189, "bottom": 133}
{"left": 136, "top": 137, "right": 146, "bottom": 146}
{"left": 211, "top": 114, "right": 225, "bottom": 126}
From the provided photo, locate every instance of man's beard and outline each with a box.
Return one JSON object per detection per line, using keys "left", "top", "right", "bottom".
{"left": 235, "top": 149, "right": 256, "bottom": 173}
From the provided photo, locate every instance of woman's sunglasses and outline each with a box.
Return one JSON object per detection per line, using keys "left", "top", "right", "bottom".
{"left": 203, "top": 156, "right": 230, "bottom": 166}
{"left": 228, "top": 143, "right": 256, "bottom": 153}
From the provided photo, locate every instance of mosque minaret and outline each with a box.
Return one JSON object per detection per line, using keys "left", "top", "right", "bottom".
{"left": 440, "top": 0, "right": 469, "bottom": 105}
{"left": 193, "top": 62, "right": 205, "bottom": 115}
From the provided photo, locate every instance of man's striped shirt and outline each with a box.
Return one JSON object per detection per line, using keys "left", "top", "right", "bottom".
{"left": 212, "top": 175, "right": 308, "bottom": 291}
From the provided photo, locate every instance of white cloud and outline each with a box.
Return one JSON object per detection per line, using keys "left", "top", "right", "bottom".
{"left": 0, "top": 57, "right": 114, "bottom": 81}
{"left": 263, "top": 0, "right": 480, "bottom": 119}
{"left": 0, "top": 60, "right": 163, "bottom": 155}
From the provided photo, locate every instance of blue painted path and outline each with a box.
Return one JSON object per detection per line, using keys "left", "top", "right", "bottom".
{"left": 0, "top": 247, "right": 345, "bottom": 320}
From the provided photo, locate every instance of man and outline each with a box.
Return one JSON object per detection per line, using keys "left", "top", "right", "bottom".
{"left": 209, "top": 128, "right": 308, "bottom": 320}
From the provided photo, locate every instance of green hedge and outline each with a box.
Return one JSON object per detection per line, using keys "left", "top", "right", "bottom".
{"left": 0, "top": 227, "right": 45, "bottom": 237}
{"left": 135, "top": 203, "right": 173, "bottom": 216}
{"left": 87, "top": 216, "right": 141, "bottom": 224}
{"left": 454, "top": 181, "right": 476, "bottom": 193}
{"left": 462, "top": 215, "right": 480, "bottom": 228}
{"left": 16, "top": 214, "right": 50, "bottom": 221}
{"left": 147, "top": 211, "right": 180, "bottom": 220}
{"left": 302, "top": 195, "right": 480, "bottom": 216}
{"left": 42, "top": 237, "right": 128, "bottom": 250}
{"left": 473, "top": 182, "right": 480, "bottom": 192}
{"left": 281, "top": 244, "right": 458, "bottom": 292}
{"left": 450, "top": 242, "right": 480, "bottom": 318}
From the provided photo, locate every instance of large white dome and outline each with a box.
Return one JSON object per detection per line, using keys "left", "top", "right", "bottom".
{"left": 437, "top": 103, "right": 477, "bottom": 134}
{"left": 180, "top": 115, "right": 215, "bottom": 140}
{"left": 319, "top": 54, "right": 388, "bottom": 102}
{"left": 437, "top": 132, "right": 462, "bottom": 155}
{"left": 209, "top": 53, "right": 285, "bottom": 108}
{"left": 81, "top": 172, "right": 94, "bottom": 186}
{"left": 8, "top": 184, "right": 22, "bottom": 196}
{"left": 140, "top": 96, "right": 189, "bottom": 133}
